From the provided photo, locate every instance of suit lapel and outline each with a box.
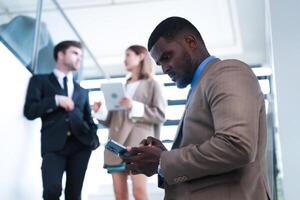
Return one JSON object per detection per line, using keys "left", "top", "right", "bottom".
{"left": 171, "top": 59, "right": 221, "bottom": 150}
{"left": 170, "top": 69, "right": 204, "bottom": 149}
{"left": 171, "top": 109, "right": 186, "bottom": 149}
{"left": 131, "top": 79, "right": 145, "bottom": 101}
{"left": 72, "top": 81, "right": 80, "bottom": 102}
{"left": 171, "top": 87, "right": 195, "bottom": 149}
{"left": 49, "top": 73, "right": 64, "bottom": 94}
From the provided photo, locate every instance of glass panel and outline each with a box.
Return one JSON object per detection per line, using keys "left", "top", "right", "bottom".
{"left": 166, "top": 105, "right": 185, "bottom": 120}
{"left": 0, "top": 0, "right": 38, "bottom": 72}
{"left": 252, "top": 67, "right": 272, "bottom": 77}
{"left": 163, "top": 85, "right": 190, "bottom": 100}
{"left": 160, "top": 125, "right": 178, "bottom": 149}
{"left": 80, "top": 77, "right": 127, "bottom": 89}
{"left": 34, "top": 0, "right": 106, "bottom": 78}
{"left": 259, "top": 79, "right": 270, "bottom": 94}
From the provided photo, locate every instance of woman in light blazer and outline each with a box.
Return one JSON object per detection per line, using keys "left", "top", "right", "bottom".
{"left": 93, "top": 45, "right": 166, "bottom": 200}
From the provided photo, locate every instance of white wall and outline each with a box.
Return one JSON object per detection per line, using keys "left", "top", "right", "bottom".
{"left": 266, "top": 0, "right": 300, "bottom": 199}
{"left": 0, "top": 42, "right": 42, "bottom": 199}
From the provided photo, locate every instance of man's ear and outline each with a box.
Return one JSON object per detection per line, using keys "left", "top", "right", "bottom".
{"left": 57, "top": 51, "right": 64, "bottom": 60}
{"left": 184, "top": 34, "right": 197, "bottom": 49}
{"left": 139, "top": 53, "right": 145, "bottom": 61}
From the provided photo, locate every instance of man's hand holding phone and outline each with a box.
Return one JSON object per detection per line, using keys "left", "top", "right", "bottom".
{"left": 105, "top": 139, "right": 131, "bottom": 157}
{"left": 121, "top": 136, "right": 167, "bottom": 177}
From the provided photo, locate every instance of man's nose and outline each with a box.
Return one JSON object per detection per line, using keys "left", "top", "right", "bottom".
{"left": 162, "top": 65, "right": 170, "bottom": 74}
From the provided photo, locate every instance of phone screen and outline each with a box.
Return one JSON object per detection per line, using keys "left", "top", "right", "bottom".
{"left": 105, "top": 139, "right": 130, "bottom": 156}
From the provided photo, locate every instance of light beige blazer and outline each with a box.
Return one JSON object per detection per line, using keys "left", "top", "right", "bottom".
{"left": 160, "top": 59, "right": 271, "bottom": 200}
{"left": 100, "top": 78, "right": 166, "bottom": 165}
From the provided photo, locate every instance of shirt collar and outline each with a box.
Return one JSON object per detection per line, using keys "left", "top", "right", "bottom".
{"left": 53, "top": 68, "right": 73, "bottom": 82}
{"left": 190, "top": 55, "right": 216, "bottom": 90}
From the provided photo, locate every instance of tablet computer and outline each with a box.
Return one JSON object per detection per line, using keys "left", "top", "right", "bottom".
{"left": 101, "top": 82, "right": 127, "bottom": 111}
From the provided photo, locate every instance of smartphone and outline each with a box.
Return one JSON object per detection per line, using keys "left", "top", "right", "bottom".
{"left": 105, "top": 139, "right": 130, "bottom": 157}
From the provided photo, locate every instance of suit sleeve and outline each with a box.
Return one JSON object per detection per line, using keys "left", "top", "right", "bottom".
{"left": 82, "top": 91, "right": 100, "bottom": 149}
{"left": 24, "top": 75, "right": 57, "bottom": 120}
{"left": 132, "top": 81, "right": 166, "bottom": 124}
{"left": 82, "top": 90, "right": 98, "bottom": 135}
{"left": 161, "top": 64, "right": 264, "bottom": 185}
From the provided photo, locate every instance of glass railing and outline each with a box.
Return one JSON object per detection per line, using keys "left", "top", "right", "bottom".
{"left": 0, "top": 1, "right": 39, "bottom": 73}
{"left": 0, "top": 0, "right": 107, "bottom": 79}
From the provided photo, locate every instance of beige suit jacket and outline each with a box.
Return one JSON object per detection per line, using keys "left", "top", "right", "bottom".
{"left": 101, "top": 78, "right": 166, "bottom": 165}
{"left": 160, "top": 59, "right": 271, "bottom": 200}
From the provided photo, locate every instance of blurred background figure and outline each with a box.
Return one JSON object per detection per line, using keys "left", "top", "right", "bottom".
{"left": 93, "top": 45, "right": 166, "bottom": 200}
{"left": 24, "top": 40, "right": 99, "bottom": 200}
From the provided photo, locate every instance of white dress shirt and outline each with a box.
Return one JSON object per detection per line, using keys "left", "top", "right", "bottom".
{"left": 53, "top": 69, "right": 74, "bottom": 106}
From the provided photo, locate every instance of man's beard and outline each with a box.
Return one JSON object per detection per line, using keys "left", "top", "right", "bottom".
{"left": 65, "top": 61, "right": 75, "bottom": 71}
{"left": 176, "top": 52, "right": 193, "bottom": 88}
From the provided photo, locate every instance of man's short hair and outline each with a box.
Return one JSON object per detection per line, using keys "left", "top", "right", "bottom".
{"left": 53, "top": 40, "right": 82, "bottom": 61}
{"left": 148, "top": 16, "right": 203, "bottom": 51}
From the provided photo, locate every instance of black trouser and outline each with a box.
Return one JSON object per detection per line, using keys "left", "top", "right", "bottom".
{"left": 41, "top": 136, "right": 91, "bottom": 200}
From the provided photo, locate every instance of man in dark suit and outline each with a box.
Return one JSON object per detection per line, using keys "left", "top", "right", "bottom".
{"left": 24, "top": 40, "right": 99, "bottom": 200}
{"left": 122, "top": 17, "right": 271, "bottom": 200}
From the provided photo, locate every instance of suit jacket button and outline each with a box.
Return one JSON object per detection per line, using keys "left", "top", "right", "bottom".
{"left": 65, "top": 118, "right": 69, "bottom": 122}
{"left": 46, "top": 108, "right": 53, "bottom": 113}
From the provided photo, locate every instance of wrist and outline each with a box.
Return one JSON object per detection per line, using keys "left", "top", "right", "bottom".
{"left": 55, "top": 95, "right": 60, "bottom": 106}
{"left": 157, "top": 156, "right": 164, "bottom": 177}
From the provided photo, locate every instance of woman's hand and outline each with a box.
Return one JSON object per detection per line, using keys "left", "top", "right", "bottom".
{"left": 92, "top": 101, "right": 102, "bottom": 112}
{"left": 119, "top": 97, "right": 132, "bottom": 109}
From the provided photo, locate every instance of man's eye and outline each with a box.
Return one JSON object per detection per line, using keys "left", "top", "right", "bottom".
{"left": 161, "top": 55, "right": 170, "bottom": 61}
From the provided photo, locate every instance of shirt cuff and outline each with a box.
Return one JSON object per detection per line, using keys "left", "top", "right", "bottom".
{"left": 157, "top": 157, "right": 164, "bottom": 177}
{"left": 92, "top": 107, "right": 108, "bottom": 121}
{"left": 129, "top": 100, "right": 144, "bottom": 119}
{"left": 55, "top": 95, "right": 59, "bottom": 106}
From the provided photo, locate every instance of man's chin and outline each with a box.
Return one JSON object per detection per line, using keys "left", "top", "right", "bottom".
{"left": 176, "top": 81, "right": 188, "bottom": 89}
{"left": 72, "top": 65, "right": 80, "bottom": 71}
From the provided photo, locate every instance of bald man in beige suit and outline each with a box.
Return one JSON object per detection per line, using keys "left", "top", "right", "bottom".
{"left": 123, "top": 17, "right": 271, "bottom": 200}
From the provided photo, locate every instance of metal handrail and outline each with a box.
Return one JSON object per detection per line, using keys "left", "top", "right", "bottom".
{"left": 51, "top": 0, "right": 109, "bottom": 80}
{"left": 31, "top": 0, "right": 43, "bottom": 74}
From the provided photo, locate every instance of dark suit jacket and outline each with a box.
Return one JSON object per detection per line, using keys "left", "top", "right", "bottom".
{"left": 24, "top": 73, "right": 99, "bottom": 155}
{"left": 159, "top": 59, "right": 271, "bottom": 200}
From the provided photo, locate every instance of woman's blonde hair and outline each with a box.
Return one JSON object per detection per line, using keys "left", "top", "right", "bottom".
{"left": 126, "top": 45, "right": 155, "bottom": 81}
